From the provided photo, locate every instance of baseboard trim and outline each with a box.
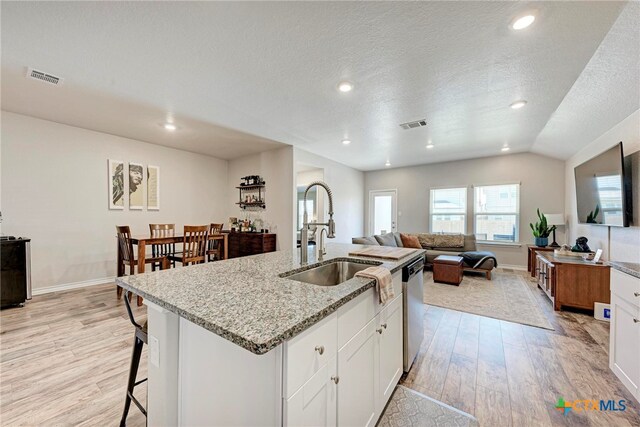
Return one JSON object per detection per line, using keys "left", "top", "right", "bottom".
{"left": 31, "top": 276, "right": 116, "bottom": 296}
{"left": 500, "top": 264, "right": 527, "bottom": 271}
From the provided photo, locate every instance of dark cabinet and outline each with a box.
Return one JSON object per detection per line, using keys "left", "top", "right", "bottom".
{"left": 227, "top": 232, "right": 276, "bottom": 259}
{"left": 1, "top": 237, "right": 31, "bottom": 308}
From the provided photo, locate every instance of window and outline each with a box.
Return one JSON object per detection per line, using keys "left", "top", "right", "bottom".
{"left": 430, "top": 187, "right": 466, "bottom": 233}
{"left": 474, "top": 184, "right": 519, "bottom": 242}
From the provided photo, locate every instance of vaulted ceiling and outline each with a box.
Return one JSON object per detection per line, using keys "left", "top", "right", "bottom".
{"left": 2, "top": 1, "right": 638, "bottom": 170}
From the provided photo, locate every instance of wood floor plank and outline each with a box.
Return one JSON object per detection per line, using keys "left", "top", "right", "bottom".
{"left": 474, "top": 385, "right": 512, "bottom": 427}
{"left": 440, "top": 352, "right": 477, "bottom": 415}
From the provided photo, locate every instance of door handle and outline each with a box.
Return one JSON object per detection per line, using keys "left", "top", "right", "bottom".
{"left": 331, "top": 376, "right": 339, "bottom": 384}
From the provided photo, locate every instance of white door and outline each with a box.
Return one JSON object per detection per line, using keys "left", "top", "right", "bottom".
{"left": 369, "top": 190, "right": 397, "bottom": 235}
{"left": 285, "top": 357, "right": 337, "bottom": 427}
{"left": 337, "top": 317, "right": 379, "bottom": 427}
{"left": 377, "top": 297, "right": 404, "bottom": 411}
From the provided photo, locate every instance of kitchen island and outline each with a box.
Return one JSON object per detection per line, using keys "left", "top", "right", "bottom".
{"left": 116, "top": 243, "right": 425, "bottom": 426}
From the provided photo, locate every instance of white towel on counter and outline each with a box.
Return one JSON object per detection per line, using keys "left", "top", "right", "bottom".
{"left": 355, "top": 266, "right": 394, "bottom": 304}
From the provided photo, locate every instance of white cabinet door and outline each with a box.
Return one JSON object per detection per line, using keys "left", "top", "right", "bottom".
{"left": 378, "top": 296, "right": 404, "bottom": 411}
{"left": 337, "top": 316, "right": 379, "bottom": 427}
{"left": 610, "top": 295, "right": 640, "bottom": 398}
{"left": 286, "top": 356, "right": 337, "bottom": 427}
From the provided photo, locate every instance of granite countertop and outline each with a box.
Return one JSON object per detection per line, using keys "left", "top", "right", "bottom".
{"left": 116, "top": 243, "right": 425, "bottom": 355}
{"left": 607, "top": 261, "right": 640, "bottom": 279}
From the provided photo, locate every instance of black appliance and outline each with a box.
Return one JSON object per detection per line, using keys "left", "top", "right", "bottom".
{"left": 1, "top": 236, "right": 32, "bottom": 308}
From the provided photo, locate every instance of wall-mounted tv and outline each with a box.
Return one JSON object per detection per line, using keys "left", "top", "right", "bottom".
{"left": 574, "top": 142, "right": 632, "bottom": 227}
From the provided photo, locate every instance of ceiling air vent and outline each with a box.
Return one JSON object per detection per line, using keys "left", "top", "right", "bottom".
{"left": 25, "top": 67, "right": 64, "bottom": 86}
{"left": 399, "top": 119, "right": 427, "bottom": 130}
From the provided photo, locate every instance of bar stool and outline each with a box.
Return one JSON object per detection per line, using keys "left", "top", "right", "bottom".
{"left": 120, "top": 290, "right": 147, "bottom": 426}
{"left": 207, "top": 223, "right": 224, "bottom": 262}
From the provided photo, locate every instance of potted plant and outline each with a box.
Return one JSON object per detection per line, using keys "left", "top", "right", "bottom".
{"left": 529, "top": 209, "right": 556, "bottom": 247}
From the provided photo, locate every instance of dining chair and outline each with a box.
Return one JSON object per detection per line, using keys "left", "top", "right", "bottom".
{"left": 116, "top": 226, "right": 170, "bottom": 303}
{"left": 168, "top": 225, "right": 209, "bottom": 266}
{"left": 149, "top": 223, "right": 176, "bottom": 270}
{"left": 207, "top": 223, "right": 224, "bottom": 262}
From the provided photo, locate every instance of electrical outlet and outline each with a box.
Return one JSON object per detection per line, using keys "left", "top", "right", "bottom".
{"left": 149, "top": 335, "right": 160, "bottom": 367}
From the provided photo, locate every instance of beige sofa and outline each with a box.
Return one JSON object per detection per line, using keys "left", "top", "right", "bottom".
{"left": 352, "top": 232, "right": 496, "bottom": 277}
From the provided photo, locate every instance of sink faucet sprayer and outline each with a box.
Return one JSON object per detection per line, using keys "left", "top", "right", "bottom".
{"left": 300, "top": 181, "right": 335, "bottom": 264}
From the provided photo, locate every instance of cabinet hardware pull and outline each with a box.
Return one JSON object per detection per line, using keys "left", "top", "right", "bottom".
{"left": 315, "top": 345, "right": 324, "bottom": 355}
{"left": 331, "top": 376, "right": 339, "bottom": 384}
{"left": 634, "top": 292, "right": 640, "bottom": 297}
{"left": 381, "top": 323, "right": 388, "bottom": 329}
{"left": 634, "top": 318, "right": 639, "bottom": 323}
{"left": 376, "top": 328, "right": 384, "bottom": 334}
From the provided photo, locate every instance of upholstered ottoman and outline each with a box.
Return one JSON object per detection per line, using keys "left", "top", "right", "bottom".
{"left": 433, "top": 255, "right": 464, "bottom": 286}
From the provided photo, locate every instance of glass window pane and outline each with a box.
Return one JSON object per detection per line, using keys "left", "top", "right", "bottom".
{"left": 374, "top": 195, "right": 392, "bottom": 235}
{"left": 475, "top": 184, "right": 518, "bottom": 214}
{"left": 431, "top": 188, "right": 466, "bottom": 213}
{"left": 431, "top": 214, "right": 465, "bottom": 234}
{"left": 475, "top": 214, "right": 517, "bottom": 242}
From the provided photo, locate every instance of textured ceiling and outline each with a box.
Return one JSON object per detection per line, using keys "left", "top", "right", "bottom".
{"left": 531, "top": 2, "right": 640, "bottom": 160}
{"left": 0, "top": 1, "right": 634, "bottom": 170}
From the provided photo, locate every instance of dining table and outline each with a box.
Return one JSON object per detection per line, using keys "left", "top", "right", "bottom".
{"left": 117, "top": 233, "right": 229, "bottom": 277}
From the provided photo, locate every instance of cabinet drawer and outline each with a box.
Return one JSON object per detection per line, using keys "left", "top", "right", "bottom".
{"left": 285, "top": 312, "right": 337, "bottom": 398}
{"left": 611, "top": 269, "right": 640, "bottom": 308}
{"left": 337, "top": 272, "right": 402, "bottom": 349}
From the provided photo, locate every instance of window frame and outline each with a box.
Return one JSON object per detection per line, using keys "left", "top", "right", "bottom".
{"left": 429, "top": 186, "right": 468, "bottom": 234}
{"left": 473, "top": 183, "right": 520, "bottom": 243}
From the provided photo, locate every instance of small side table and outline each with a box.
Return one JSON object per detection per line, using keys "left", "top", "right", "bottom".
{"left": 527, "top": 245, "right": 555, "bottom": 277}
{"left": 433, "top": 255, "right": 464, "bottom": 286}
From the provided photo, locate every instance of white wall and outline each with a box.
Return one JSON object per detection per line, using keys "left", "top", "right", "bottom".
{"left": 227, "top": 146, "right": 295, "bottom": 250}
{"left": 364, "top": 153, "right": 566, "bottom": 268}
{"left": 294, "top": 148, "right": 365, "bottom": 247}
{"left": 1, "top": 112, "right": 228, "bottom": 292}
{"left": 565, "top": 109, "right": 640, "bottom": 263}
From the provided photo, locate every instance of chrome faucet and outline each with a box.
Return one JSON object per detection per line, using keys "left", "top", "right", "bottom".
{"left": 300, "top": 181, "right": 335, "bottom": 264}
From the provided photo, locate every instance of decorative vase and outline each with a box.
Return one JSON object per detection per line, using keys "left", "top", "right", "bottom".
{"left": 535, "top": 237, "right": 548, "bottom": 247}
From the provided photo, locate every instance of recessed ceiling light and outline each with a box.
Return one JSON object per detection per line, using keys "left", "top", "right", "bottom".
{"left": 338, "top": 81, "right": 353, "bottom": 93}
{"left": 385, "top": 160, "right": 391, "bottom": 167}
{"left": 510, "top": 100, "right": 527, "bottom": 109}
{"left": 511, "top": 14, "right": 535, "bottom": 30}
{"left": 501, "top": 146, "right": 510, "bottom": 152}
{"left": 163, "top": 123, "right": 177, "bottom": 131}
{"left": 342, "top": 139, "right": 351, "bottom": 145}
{"left": 426, "top": 143, "right": 434, "bottom": 149}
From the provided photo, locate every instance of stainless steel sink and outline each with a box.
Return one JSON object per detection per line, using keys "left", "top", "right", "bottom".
{"left": 282, "top": 260, "right": 380, "bottom": 286}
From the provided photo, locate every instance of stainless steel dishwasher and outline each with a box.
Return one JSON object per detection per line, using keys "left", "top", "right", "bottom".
{"left": 402, "top": 257, "right": 425, "bottom": 372}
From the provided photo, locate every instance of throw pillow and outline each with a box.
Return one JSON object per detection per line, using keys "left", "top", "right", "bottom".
{"left": 392, "top": 232, "right": 404, "bottom": 247}
{"left": 374, "top": 233, "right": 398, "bottom": 247}
{"left": 400, "top": 233, "right": 421, "bottom": 249}
{"left": 352, "top": 236, "right": 380, "bottom": 245}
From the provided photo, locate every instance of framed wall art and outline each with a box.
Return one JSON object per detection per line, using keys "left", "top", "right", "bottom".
{"left": 108, "top": 159, "right": 125, "bottom": 210}
{"left": 128, "top": 162, "right": 144, "bottom": 210}
{"left": 147, "top": 165, "right": 160, "bottom": 210}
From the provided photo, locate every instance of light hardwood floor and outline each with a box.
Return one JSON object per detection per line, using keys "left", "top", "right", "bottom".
{"left": 1, "top": 271, "right": 638, "bottom": 426}
{"left": 400, "top": 270, "right": 640, "bottom": 427}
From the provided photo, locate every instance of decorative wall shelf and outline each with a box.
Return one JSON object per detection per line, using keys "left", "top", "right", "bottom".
{"left": 237, "top": 179, "right": 266, "bottom": 210}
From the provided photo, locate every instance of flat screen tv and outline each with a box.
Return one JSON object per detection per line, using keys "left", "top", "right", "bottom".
{"left": 574, "top": 142, "right": 631, "bottom": 227}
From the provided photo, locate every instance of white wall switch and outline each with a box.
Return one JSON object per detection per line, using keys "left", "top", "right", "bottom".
{"left": 149, "top": 334, "right": 160, "bottom": 367}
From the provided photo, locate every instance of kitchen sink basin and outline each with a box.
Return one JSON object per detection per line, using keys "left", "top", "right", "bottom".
{"left": 282, "top": 260, "right": 380, "bottom": 286}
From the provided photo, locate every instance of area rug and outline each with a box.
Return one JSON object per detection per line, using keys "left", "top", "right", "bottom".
{"left": 423, "top": 270, "right": 554, "bottom": 330}
{"left": 378, "top": 386, "right": 479, "bottom": 427}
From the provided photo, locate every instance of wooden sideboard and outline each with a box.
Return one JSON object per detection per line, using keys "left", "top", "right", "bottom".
{"left": 527, "top": 245, "right": 555, "bottom": 277}
{"left": 226, "top": 232, "right": 276, "bottom": 259}
{"left": 535, "top": 252, "right": 610, "bottom": 311}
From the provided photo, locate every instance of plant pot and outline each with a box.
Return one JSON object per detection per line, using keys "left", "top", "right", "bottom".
{"left": 535, "top": 237, "right": 548, "bottom": 247}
